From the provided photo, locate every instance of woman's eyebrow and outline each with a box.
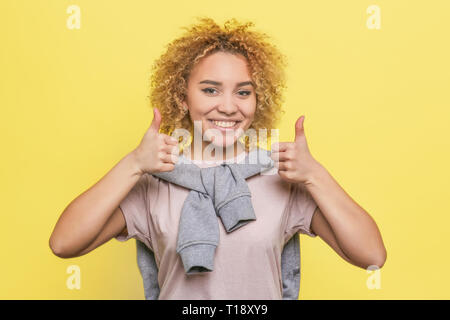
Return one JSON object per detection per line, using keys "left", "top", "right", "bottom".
{"left": 198, "top": 80, "right": 255, "bottom": 88}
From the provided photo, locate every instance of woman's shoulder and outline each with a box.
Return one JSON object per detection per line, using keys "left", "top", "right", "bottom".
{"left": 145, "top": 173, "right": 167, "bottom": 188}
{"left": 145, "top": 172, "right": 190, "bottom": 194}
{"left": 248, "top": 168, "right": 292, "bottom": 193}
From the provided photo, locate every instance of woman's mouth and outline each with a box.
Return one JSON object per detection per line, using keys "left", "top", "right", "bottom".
{"left": 208, "top": 119, "right": 241, "bottom": 131}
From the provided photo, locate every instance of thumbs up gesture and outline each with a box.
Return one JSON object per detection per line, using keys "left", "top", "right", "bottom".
{"left": 271, "top": 115, "right": 321, "bottom": 185}
{"left": 132, "top": 108, "right": 180, "bottom": 175}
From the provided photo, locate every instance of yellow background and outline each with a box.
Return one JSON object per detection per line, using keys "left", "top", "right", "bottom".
{"left": 1, "top": 0, "right": 449, "bottom": 299}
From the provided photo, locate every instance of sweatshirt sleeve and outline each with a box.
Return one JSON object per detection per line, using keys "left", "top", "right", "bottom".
{"left": 284, "top": 182, "right": 318, "bottom": 241}
{"left": 114, "top": 173, "right": 152, "bottom": 250}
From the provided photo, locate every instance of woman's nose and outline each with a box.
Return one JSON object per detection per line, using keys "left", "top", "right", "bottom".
{"left": 216, "top": 95, "right": 238, "bottom": 115}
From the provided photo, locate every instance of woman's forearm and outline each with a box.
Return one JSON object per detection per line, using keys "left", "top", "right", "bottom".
{"left": 49, "top": 150, "right": 143, "bottom": 257}
{"left": 305, "top": 162, "right": 387, "bottom": 269}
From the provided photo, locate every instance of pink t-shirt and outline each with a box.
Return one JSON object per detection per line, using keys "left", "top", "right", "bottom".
{"left": 115, "top": 151, "right": 318, "bottom": 299}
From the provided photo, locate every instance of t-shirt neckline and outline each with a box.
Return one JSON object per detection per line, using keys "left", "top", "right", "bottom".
{"left": 179, "top": 150, "right": 248, "bottom": 168}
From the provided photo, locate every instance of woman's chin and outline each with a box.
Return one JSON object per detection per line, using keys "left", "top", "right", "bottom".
{"left": 206, "top": 128, "right": 244, "bottom": 149}
{"left": 209, "top": 137, "right": 237, "bottom": 149}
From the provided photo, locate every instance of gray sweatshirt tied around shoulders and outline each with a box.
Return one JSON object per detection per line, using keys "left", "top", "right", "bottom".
{"left": 135, "top": 147, "right": 302, "bottom": 299}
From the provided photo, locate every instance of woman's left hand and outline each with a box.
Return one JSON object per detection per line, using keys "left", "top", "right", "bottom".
{"left": 271, "top": 115, "right": 322, "bottom": 185}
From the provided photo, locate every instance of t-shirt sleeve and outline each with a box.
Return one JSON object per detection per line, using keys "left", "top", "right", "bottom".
{"left": 284, "top": 182, "right": 318, "bottom": 241}
{"left": 114, "top": 173, "right": 152, "bottom": 250}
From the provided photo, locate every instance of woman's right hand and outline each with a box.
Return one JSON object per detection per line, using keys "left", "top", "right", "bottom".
{"left": 132, "top": 107, "right": 179, "bottom": 175}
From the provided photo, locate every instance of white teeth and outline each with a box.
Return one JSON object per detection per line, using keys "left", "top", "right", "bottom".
{"left": 212, "top": 120, "right": 236, "bottom": 128}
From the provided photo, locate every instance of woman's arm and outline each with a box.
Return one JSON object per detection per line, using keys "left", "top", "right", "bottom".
{"left": 48, "top": 151, "right": 143, "bottom": 258}
{"left": 306, "top": 162, "right": 387, "bottom": 269}
{"left": 72, "top": 206, "right": 129, "bottom": 257}
{"left": 49, "top": 108, "right": 179, "bottom": 258}
{"left": 272, "top": 115, "right": 386, "bottom": 269}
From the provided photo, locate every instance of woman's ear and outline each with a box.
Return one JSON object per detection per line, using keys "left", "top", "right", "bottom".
{"left": 182, "top": 101, "right": 188, "bottom": 113}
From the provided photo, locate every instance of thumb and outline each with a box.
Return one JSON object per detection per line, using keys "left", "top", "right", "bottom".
{"left": 149, "top": 108, "right": 162, "bottom": 132}
{"left": 294, "top": 115, "right": 305, "bottom": 143}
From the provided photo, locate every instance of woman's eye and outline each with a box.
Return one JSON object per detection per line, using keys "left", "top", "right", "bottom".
{"left": 201, "top": 88, "right": 251, "bottom": 96}
{"left": 202, "top": 88, "right": 217, "bottom": 94}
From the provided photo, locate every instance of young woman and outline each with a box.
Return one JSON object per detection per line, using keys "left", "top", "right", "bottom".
{"left": 49, "top": 17, "right": 386, "bottom": 299}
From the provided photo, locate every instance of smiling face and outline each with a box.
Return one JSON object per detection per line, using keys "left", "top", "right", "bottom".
{"left": 182, "top": 51, "right": 257, "bottom": 158}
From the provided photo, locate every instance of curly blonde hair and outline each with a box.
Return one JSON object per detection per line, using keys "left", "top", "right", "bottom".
{"left": 148, "top": 17, "right": 288, "bottom": 151}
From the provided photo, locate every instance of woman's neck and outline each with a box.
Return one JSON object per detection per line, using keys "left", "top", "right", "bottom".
{"left": 186, "top": 140, "right": 247, "bottom": 162}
